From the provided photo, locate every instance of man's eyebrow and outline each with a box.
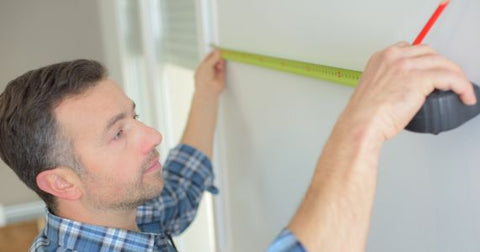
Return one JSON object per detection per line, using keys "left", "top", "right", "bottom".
{"left": 105, "top": 113, "right": 126, "bottom": 133}
{"left": 104, "top": 101, "right": 136, "bottom": 133}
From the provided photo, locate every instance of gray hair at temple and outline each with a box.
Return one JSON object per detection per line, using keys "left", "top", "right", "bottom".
{"left": 0, "top": 59, "right": 107, "bottom": 212}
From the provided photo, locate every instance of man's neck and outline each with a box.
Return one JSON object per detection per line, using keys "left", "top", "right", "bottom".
{"left": 56, "top": 201, "right": 140, "bottom": 232}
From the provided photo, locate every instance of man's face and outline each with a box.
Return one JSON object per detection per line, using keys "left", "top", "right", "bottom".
{"left": 55, "top": 79, "right": 164, "bottom": 210}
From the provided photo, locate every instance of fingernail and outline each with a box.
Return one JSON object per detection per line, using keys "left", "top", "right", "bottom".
{"left": 467, "top": 96, "right": 477, "bottom": 105}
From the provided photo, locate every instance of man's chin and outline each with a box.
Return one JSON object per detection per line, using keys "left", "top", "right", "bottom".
{"left": 142, "top": 182, "right": 164, "bottom": 199}
{"left": 125, "top": 185, "right": 165, "bottom": 207}
{"left": 143, "top": 171, "right": 164, "bottom": 185}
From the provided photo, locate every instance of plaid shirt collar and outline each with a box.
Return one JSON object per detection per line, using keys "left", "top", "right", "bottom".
{"left": 42, "top": 210, "right": 175, "bottom": 251}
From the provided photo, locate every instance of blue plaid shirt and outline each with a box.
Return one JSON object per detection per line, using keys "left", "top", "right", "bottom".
{"left": 267, "top": 229, "right": 306, "bottom": 252}
{"left": 30, "top": 144, "right": 305, "bottom": 251}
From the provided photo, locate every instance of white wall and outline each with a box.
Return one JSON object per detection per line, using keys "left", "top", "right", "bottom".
{"left": 214, "top": 0, "right": 480, "bottom": 251}
{"left": 0, "top": 0, "right": 105, "bottom": 206}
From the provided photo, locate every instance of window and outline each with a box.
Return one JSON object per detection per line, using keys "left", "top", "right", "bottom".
{"left": 112, "top": 0, "right": 218, "bottom": 251}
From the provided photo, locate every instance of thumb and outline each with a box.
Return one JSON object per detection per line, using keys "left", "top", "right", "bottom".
{"left": 205, "top": 50, "right": 222, "bottom": 65}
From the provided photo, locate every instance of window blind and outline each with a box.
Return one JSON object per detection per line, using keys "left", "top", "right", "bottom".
{"left": 160, "top": 0, "right": 199, "bottom": 70}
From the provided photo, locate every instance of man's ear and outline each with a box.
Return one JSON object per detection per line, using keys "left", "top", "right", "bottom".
{"left": 36, "top": 167, "right": 82, "bottom": 200}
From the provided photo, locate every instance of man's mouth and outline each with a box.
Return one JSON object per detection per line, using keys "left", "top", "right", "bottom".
{"left": 144, "top": 151, "right": 162, "bottom": 174}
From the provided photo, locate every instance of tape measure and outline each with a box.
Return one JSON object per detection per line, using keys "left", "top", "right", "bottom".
{"left": 218, "top": 47, "right": 362, "bottom": 87}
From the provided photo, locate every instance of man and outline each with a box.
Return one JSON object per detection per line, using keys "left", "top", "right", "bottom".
{"left": 0, "top": 51, "right": 225, "bottom": 251}
{"left": 0, "top": 42, "right": 475, "bottom": 251}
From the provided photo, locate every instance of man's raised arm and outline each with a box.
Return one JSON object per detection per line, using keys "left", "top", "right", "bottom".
{"left": 287, "top": 42, "right": 476, "bottom": 251}
{"left": 181, "top": 50, "right": 225, "bottom": 158}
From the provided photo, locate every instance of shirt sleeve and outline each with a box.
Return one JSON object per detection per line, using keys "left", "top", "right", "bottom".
{"left": 136, "top": 144, "right": 218, "bottom": 235}
{"left": 266, "top": 229, "right": 306, "bottom": 252}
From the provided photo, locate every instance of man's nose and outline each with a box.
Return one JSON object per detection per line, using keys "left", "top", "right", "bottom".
{"left": 139, "top": 123, "right": 163, "bottom": 154}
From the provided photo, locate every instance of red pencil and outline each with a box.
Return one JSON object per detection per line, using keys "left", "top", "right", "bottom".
{"left": 413, "top": 0, "right": 451, "bottom": 45}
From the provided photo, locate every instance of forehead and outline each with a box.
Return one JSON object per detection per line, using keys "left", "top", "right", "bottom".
{"left": 54, "top": 79, "right": 130, "bottom": 140}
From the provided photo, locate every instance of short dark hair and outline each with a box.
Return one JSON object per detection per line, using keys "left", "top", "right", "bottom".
{"left": 0, "top": 59, "right": 107, "bottom": 212}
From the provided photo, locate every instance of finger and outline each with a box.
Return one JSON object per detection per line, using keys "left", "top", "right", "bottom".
{"left": 216, "top": 67, "right": 225, "bottom": 83}
{"left": 393, "top": 41, "right": 410, "bottom": 47}
{"left": 205, "top": 50, "right": 222, "bottom": 65}
{"left": 215, "top": 59, "right": 225, "bottom": 70}
{"left": 200, "top": 50, "right": 218, "bottom": 65}
{"left": 203, "top": 50, "right": 216, "bottom": 61}
{"left": 376, "top": 43, "right": 436, "bottom": 66}
{"left": 423, "top": 70, "right": 476, "bottom": 105}
{"left": 404, "top": 54, "right": 464, "bottom": 74}
{"left": 400, "top": 44, "right": 437, "bottom": 57}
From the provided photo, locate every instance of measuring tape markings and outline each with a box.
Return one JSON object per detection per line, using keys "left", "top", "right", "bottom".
{"left": 218, "top": 47, "right": 362, "bottom": 87}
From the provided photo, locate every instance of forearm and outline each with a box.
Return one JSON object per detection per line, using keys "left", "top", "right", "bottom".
{"left": 284, "top": 42, "right": 476, "bottom": 251}
{"left": 180, "top": 91, "right": 220, "bottom": 158}
{"left": 288, "top": 114, "right": 384, "bottom": 251}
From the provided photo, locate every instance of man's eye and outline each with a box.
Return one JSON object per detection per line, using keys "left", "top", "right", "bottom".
{"left": 113, "top": 129, "right": 124, "bottom": 140}
{"left": 134, "top": 114, "right": 139, "bottom": 120}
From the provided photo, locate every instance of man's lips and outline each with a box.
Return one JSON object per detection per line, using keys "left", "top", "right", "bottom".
{"left": 144, "top": 155, "right": 161, "bottom": 174}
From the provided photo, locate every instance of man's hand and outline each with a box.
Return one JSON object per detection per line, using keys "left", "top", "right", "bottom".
{"left": 181, "top": 50, "right": 226, "bottom": 158}
{"left": 194, "top": 50, "right": 225, "bottom": 98}
{"left": 340, "top": 41, "right": 476, "bottom": 142}
{"left": 288, "top": 42, "right": 476, "bottom": 251}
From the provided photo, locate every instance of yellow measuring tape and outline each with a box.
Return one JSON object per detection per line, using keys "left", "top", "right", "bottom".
{"left": 218, "top": 47, "right": 362, "bottom": 87}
